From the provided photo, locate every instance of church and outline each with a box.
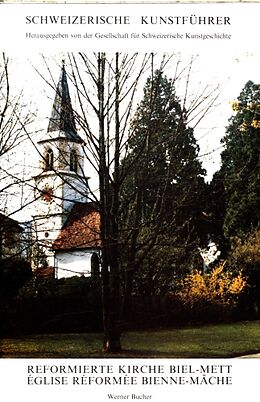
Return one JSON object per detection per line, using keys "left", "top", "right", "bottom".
{"left": 32, "top": 61, "right": 100, "bottom": 279}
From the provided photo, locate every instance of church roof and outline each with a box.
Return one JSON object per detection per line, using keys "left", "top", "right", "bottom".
{"left": 52, "top": 202, "right": 100, "bottom": 251}
{"left": 47, "top": 61, "right": 83, "bottom": 143}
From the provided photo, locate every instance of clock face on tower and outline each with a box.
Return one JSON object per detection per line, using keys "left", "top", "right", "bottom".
{"left": 41, "top": 186, "right": 53, "bottom": 203}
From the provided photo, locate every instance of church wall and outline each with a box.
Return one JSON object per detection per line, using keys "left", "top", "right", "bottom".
{"left": 33, "top": 173, "right": 66, "bottom": 246}
{"left": 54, "top": 249, "right": 97, "bottom": 279}
{"left": 62, "top": 175, "right": 88, "bottom": 212}
{"left": 35, "top": 173, "right": 63, "bottom": 213}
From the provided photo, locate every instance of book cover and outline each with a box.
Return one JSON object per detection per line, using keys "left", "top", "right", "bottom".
{"left": 0, "top": 2, "right": 259, "bottom": 401}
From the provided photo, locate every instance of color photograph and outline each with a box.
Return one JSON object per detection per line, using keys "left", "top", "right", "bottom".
{"left": 0, "top": 48, "right": 259, "bottom": 357}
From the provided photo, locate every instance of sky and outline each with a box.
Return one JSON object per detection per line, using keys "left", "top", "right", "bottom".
{"left": 11, "top": 51, "right": 260, "bottom": 164}
{"left": 2, "top": 51, "right": 260, "bottom": 221}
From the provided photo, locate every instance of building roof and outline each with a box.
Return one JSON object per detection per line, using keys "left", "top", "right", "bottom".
{"left": 47, "top": 61, "right": 83, "bottom": 143}
{"left": 52, "top": 202, "right": 100, "bottom": 251}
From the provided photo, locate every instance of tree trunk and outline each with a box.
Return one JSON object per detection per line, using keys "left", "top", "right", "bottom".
{"left": 99, "top": 52, "right": 122, "bottom": 353}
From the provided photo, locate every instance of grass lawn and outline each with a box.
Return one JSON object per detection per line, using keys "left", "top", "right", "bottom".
{"left": 1, "top": 320, "right": 260, "bottom": 358}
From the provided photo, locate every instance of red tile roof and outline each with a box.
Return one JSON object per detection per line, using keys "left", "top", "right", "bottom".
{"left": 52, "top": 203, "right": 101, "bottom": 251}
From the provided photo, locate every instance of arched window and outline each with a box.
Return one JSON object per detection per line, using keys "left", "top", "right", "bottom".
{"left": 70, "top": 149, "right": 78, "bottom": 172}
{"left": 45, "top": 148, "right": 54, "bottom": 171}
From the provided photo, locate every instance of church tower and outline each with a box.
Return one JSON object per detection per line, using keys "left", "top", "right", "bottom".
{"left": 33, "top": 61, "right": 88, "bottom": 267}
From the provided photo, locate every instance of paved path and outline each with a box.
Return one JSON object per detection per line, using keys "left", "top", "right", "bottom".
{"left": 239, "top": 353, "right": 260, "bottom": 358}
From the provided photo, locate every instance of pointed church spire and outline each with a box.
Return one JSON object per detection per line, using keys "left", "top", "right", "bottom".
{"left": 48, "top": 61, "right": 82, "bottom": 142}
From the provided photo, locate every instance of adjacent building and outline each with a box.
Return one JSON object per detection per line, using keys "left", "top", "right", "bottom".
{"left": 0, "top": 213, "right": 24, "bottom": 261}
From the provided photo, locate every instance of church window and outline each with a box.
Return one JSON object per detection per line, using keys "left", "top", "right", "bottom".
{"left": 45, "top": 148, "right": 54, "bottom": 171}
{"left": 70, "top": 149, "right": 78, "bottom": 172}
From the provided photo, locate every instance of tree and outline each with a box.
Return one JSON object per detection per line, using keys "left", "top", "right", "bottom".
{"left": 205, "top": 170, "right": 229, "bottom": 259}
{"left": 228, "top": 227, "right": 260, "bottom": 273}
{"left": 66, "top": 52, "right": 154, "bottom": 352}
{"left": 119, "top": 70, "right": 207, "bottom": 297}
{"left": 220, "top": 81, "right": 260, "bottom": 240}
{"left": 0, "top": 53, "right": 33, "bottom": 158}
{"left": 62, "top": 53, "right": 220, "bottom": 351}
{"left": 18, "top": 54, "right": 218, "bottom": 352}
{"left": 0, "top": 53, "right": 34, "bottom": 216}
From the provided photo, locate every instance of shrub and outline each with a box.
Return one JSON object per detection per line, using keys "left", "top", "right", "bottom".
{"left": 228, "top": 227, "right": 260, "bottom": 273}
{"left": 175, "top": 262, "right": 247, "bottom": 317}
{"left": 7, "top": 275, "right": 103, "bottom": 335}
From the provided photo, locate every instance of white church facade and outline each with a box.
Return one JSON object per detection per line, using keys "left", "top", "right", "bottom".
{"left": 32, "top": 61, "right": 100, "bottom": 279}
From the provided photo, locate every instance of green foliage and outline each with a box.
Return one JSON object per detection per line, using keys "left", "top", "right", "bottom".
{"left": 228, "top": 227, "right": 260, "bottom": 273}
{"left": 120, "top": 70, "right": 207, "bottom": 293}
{"left": 220, "top": 81, "right": 260, "bottom": 239}
{"left": 4, "top": 276, "right": 103, "bottom": 335}
{"left": 206, "top": 171, "right": 228, "bottom": 256}
{"left": 17, "top": 275, "right": 101, "bottom": 301}
{"left": 124, "top": 71, "right": 205, "bottom": 221}
{"left": 131, "top": 241, "right": 201, "bottom": 295}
